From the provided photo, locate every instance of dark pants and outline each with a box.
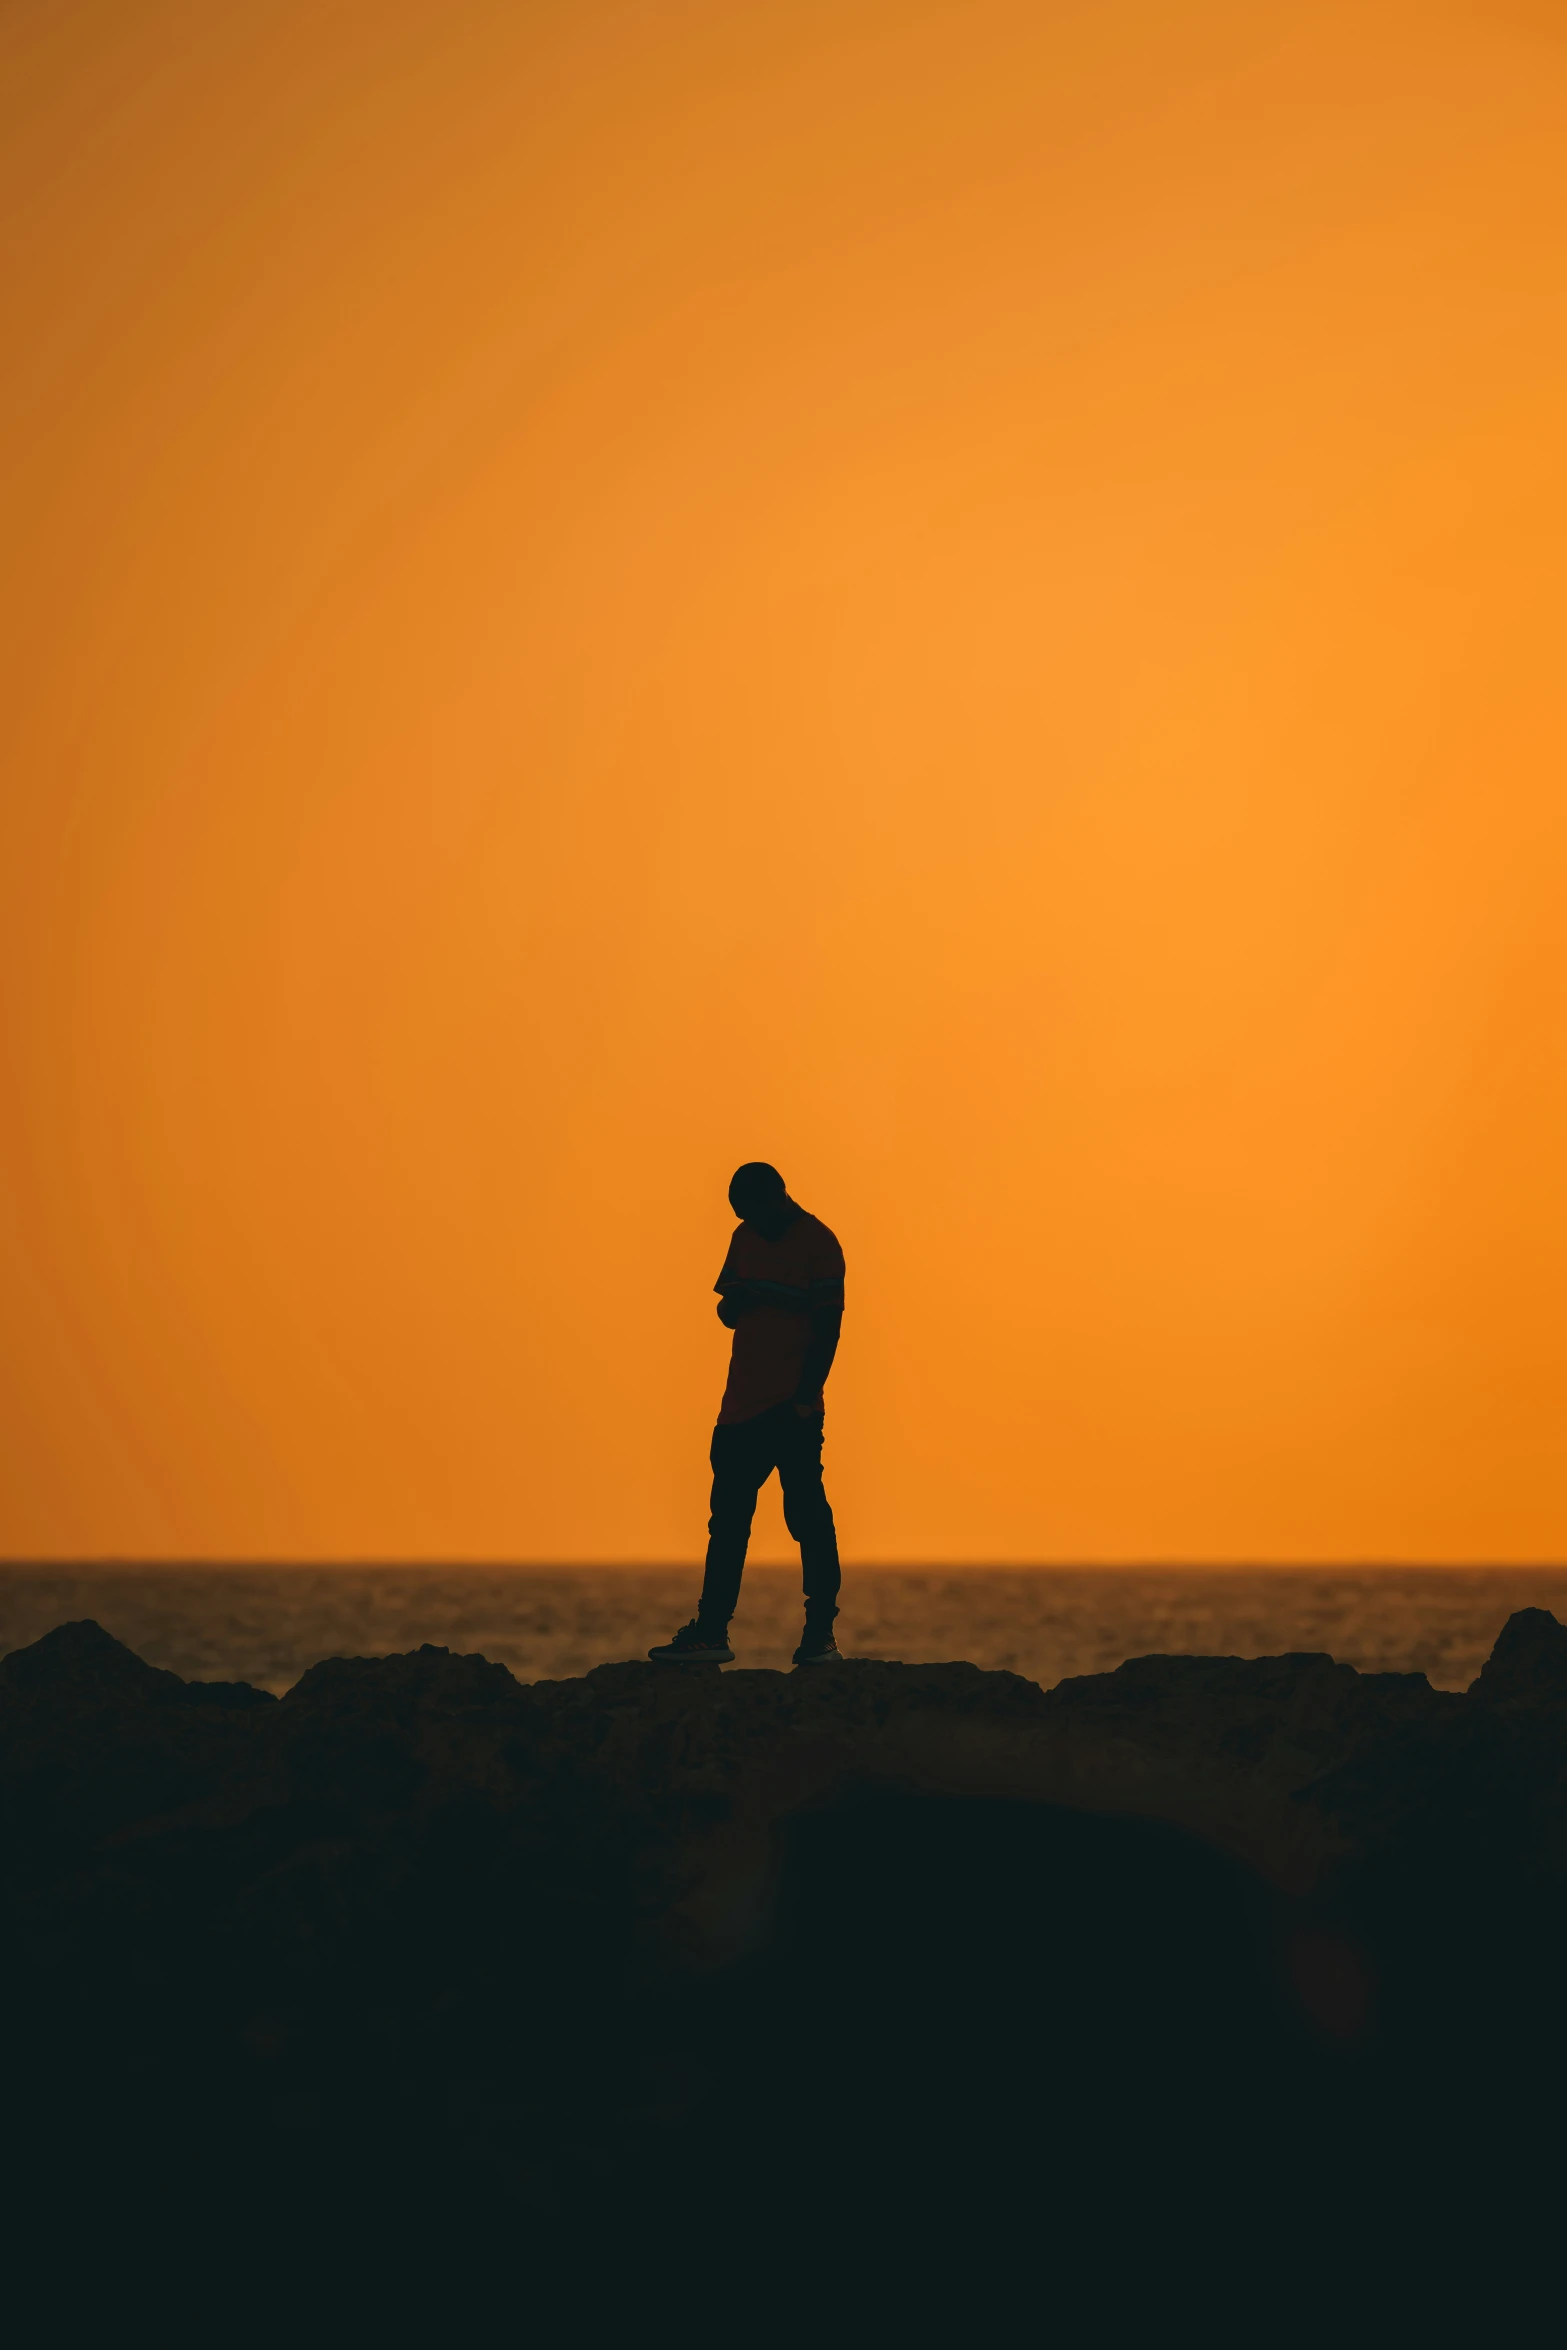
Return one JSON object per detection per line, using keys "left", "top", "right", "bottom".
{"left": 698, "top": 1403, "right": 841, "bottom": 1630}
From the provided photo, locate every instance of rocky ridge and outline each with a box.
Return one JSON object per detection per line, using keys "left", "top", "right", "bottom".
{"left": 5, "top": 1610, "right": 1566, "bottom": 2327}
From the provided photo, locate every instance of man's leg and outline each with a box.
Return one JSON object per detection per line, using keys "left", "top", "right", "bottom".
{"left": 696, "top": 1418, "right": 772, "bottom": 1631}
{"left": 778, "top": 1409, "right": 841, "bottom": 1626}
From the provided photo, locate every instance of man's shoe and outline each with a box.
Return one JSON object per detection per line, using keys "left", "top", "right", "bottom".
{"left": 648, "top": 1620, "right": 734, "bottom": 1664}
{"left": 792, "top": 1627, "right": 842, "bottom": 1666}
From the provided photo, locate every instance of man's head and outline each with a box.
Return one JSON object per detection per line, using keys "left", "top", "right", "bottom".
{"left": 729, "top": 1161, "right": 792, "bottom": 1231}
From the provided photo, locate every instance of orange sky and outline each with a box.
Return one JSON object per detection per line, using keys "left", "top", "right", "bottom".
{"left": 4, "top": 0, "right": 1566, "bottom": 1563}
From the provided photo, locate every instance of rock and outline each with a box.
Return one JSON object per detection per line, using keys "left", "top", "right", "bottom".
{"left": 1, "top": 1610, "right": 1562, "bottom": 2327}
{"left": 1467, "top": 1604, "right": 1567, "bottom": 1704}
{"left": 0, "top": 1615, "right": 275, "bottom": 1716}
{"left": 0, "top": 1615, "right": 189, "bottom": 1704}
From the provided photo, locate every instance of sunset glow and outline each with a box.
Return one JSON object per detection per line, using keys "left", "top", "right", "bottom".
{"left": 5, "top": 0, "right": 1566, "bottom": 1561}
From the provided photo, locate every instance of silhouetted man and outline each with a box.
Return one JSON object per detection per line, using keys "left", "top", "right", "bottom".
{"left": 650, "top": 1162, "right": 845, "bottom": 1666}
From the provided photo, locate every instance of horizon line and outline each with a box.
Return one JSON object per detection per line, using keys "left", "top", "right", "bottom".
{"left": 5, "top": 1557, "right": 1567, "bottom": 1574}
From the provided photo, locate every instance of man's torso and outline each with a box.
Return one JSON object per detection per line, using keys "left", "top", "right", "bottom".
{"left": 715, "top": 1212, "right": 845, "bottom": 1425}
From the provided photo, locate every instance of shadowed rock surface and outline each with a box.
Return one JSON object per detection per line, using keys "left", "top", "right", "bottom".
{"left": 4, "top": 1613, "right": 1565, "bottom": 2332}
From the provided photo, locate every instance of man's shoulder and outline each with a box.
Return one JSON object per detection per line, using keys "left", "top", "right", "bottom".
{"left": 718, "top": 1221, "right": 755, "bottom": 1271}
{"left": 795, "top": 1212, "right": 845, "bottom": 1274}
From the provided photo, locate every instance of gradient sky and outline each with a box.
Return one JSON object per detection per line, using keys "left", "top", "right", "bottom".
{"left": 4, "top": 0, "right": 1566, "bottom": 1562}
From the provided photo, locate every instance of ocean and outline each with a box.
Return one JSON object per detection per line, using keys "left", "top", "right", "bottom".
{"left": 3, "top": 1562, "right": 1564, "bottom": 1696}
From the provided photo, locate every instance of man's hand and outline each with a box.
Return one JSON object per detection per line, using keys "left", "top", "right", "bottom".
{"left": 716, "top": 1287, "right": 759, "bottom": 1328}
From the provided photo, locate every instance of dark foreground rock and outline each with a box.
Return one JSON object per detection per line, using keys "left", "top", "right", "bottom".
{"left": 4, "top": 1615, "right": 1567, "bottom": 2333}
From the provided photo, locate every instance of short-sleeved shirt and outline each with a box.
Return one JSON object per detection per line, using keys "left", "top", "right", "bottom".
{"left": 715, "top": 1211, "right": 846, "bottom": 1425}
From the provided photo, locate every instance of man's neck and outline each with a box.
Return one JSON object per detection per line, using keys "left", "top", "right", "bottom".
{"left": 746, "top": 1199, "right": 803, "bottom": 1242}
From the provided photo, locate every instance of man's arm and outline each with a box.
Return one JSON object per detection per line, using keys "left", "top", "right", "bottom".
{"left": 716, "top": 1276, "right": 811, "bottom": 1324}
{"left": 792, "top": 1301, "right": 843, "bottom": 1412}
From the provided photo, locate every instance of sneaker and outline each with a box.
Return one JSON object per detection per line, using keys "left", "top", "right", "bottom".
{"left": 648, "top": 1620, "right": 734, "bottom": 1664}
{"left": 792, "top": 1627, "right": 842, "bottom": 1666}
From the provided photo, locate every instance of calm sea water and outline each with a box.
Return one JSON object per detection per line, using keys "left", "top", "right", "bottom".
{"left": 2, "top": 1564, "right": 1564, "bottom": 1697}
